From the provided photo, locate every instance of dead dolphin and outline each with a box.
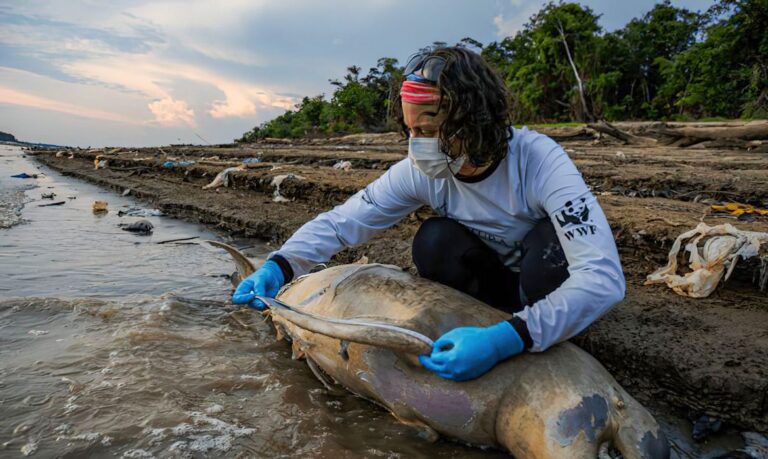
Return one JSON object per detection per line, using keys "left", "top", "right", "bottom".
{"left": 208, "top": 241, "right": 670, "bottom": 459}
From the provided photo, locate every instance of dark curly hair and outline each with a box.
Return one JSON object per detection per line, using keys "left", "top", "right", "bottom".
{"left": 391, "top": 46, "right": 512, "bottom": 167}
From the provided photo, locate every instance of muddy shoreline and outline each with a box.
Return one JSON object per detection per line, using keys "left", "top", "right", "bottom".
{"left": 29, "top": 131, "right": 768, "bottom": 434}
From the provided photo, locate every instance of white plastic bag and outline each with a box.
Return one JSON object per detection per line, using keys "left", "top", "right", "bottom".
{"left": 645, "top": 223, "right": 768, "bottom": 298}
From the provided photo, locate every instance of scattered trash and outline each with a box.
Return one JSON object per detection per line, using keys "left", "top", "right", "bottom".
{"left": 92, "top": 201, "right": 108, "bottom": 213}
{"left": 756, "top": 257, "right": 768, "bottom": 293}
{"left": 119, "top": 219, "right": 154, "bottom": 234}
{"left": 117, "top": 207, "right": 164, "bottom": 217}
{"left": 332, "top": 160, "right": 353, "bottom": 171}
{"left": 615, "top": 151, "right": 627, "bottom": 160}
{"left": 41, "top": 192, "right": 56, "bottom": 199}
{"left": 241, "top": 157, "right": 261, "bottom": 164}
{"left": 203, "top": 166, "right": 243, "bottom": 190}
{"left": 271, "top": 174, "right": 305, "bottom": 202}
{"left": 67, "top": 196, "right": 77, "bottom": 200}
{"left": 38, "top": 201, "right": 65, "bottom": 207}
{"left": 11, "top": 173, "right": 37, "bottom": 179}
{"left": 122, "top": 189, "right": 131, "bottom": 197}
{"left": 54, "top": 150, "right": 75, "bottom": 159}
{"left": 94, "top": 155, "right": 108, "bottom": 170}
{"left": 163, "top": 160, "right": 195, "bottom": 168}
{"left": 646, "top": 223, "right": 768, "bottom": 298}
{"left": 711, "top": 202, "right": 768, "bottom": 218}
{"left": 692, "top": 415, "right": 722, "bottom": 442}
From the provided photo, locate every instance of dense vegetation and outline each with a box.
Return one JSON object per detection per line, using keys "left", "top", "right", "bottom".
{"left": 238, "top": 0, "right": 767, "bottom": 141}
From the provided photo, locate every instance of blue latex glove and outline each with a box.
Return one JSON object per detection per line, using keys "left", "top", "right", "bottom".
{"left": 419, "top": 321, "right": 524, "bottom": 381}
{"left": 231, "top": 260, "right": 285, "bottom": 310}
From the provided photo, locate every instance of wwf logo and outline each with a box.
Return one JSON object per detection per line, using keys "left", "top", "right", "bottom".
{"left": 556, "top": 197, "right": 591, "bottom": 227}
{"left": 556, "top": 197, "right": 597, "bottom": 241}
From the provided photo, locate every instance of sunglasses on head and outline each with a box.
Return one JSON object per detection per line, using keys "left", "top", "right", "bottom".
{"left": 404, "top": 51, "right": 447, "bottom": 83}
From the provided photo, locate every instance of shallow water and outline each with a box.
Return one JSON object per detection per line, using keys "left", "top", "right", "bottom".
{"left": 0, "top": 146, "right": 752, "bottom": 458}
{"left": 0, "top": 146, "right": 509, "bottom": 458}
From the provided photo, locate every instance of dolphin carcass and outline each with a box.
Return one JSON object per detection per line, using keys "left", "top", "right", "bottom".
{"left": 210, "top": 241, "right": 669, "bottom": 459}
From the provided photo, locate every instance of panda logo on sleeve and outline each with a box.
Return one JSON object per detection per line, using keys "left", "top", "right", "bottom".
{"left": 556, "top": 197, "right": 591, "bottom": 227}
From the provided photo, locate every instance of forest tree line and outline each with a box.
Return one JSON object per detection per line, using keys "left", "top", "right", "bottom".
{"left": 238, "top": 0, "right": 767, "bottom": 142}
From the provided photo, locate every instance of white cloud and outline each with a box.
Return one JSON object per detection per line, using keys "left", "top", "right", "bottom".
{"left": 62, "top": 53, "right": 295, "bottom": 121}
{"left": 0, "top": 87, "right": 139, "bottom": 124}
{"left": 147, "top": 97, "right": 195, "bottom": 126}
{"left": 493, "top": 0, "right": 545, "bottom": 38}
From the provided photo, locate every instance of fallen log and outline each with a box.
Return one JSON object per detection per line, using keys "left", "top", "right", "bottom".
{"left": 533, "top": 125, "right": 596, "bottom": 142}
{"left": 648, "top": 121, "right": 768, "bottom": 146}
{"left": 587, "top": 120, "right": 657, "bottom": 145}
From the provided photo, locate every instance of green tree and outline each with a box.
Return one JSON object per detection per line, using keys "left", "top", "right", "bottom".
{"left": 658, "top": 0, "right": 768, "bottom": 118}
{"left": 488, "top": 2, "right": 603, "bottom": 122}
{"left": 599, "top": 1, "right": 700, "bottom": 119}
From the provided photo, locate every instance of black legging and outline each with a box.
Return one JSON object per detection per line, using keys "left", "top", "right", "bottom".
{"left": 412, "top": 217, "right": 569, "bottom": 315}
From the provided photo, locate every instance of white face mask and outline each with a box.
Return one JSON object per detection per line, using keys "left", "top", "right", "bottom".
{"left": 408, "top": 137, "right": 465, "bottom": 179}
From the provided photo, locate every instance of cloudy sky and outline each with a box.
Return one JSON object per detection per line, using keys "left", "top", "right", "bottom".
{"left": 1, "top": 0, "right": 714, "bottom": 147}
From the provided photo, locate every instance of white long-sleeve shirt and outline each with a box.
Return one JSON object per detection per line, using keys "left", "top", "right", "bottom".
{"left": 271, "top": 127, "right": 625, "bottom": 351}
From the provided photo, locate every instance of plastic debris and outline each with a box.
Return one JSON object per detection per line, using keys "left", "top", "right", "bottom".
{"left": 11, "top": 173, "right": 37, "bottom": 179}
{"left": 615, "top": 151, "right": 626, "bottom": 160}
{"left": 271, "top": 174, "right": 304, "bottom": 202}
{"left": 117, "top": 207, "right": 164, "bottom": 217}
{"left": 711, "top": 202, "right": 768, "bottom": 217}
{"left": 203, "top": 166, "right": 243, "bottom": 190}
{"left": 41, "top": 192, "right": 56, "bottom": 199}
{"left": 119, "top": 219, "right": 154, "bottom": 234}
{"left": 93, "top": 155, "right": 108, "bottom": 170}
{"left": 92, "top": 201, "right": 108, "bottom": 213}
{"left": 122, "top": 189, "right": 131, "bottom": 197}
{"left": 163, "top": 160, "right": 195, "bottom": 168}
{"left": 332, "top": 160, "right": 352, "bottom": 171}
{"left": 692, "top": 415, "right": 722, "bottom": 442}
{"left": 645, "top": 223, "right": 768, "bottom": 298}
{"left": 241, "top": 157, "right": 261, "bottom": 164}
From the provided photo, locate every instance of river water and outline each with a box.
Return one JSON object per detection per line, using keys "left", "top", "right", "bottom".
{"left": 0, "top": 146, "right": 509, "bottom": 458}
{"left": 0, "top": 146, "right": 754, "bottom": 458}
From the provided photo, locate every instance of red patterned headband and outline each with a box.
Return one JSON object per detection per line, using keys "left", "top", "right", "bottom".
{"left": 400, "top": 80, "right": 440, "bottom": 104}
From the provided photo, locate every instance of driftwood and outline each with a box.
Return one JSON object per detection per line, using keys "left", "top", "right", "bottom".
{"left": 647, "top": 121, "right": 768, "bottom": 146}
{"left": 534, "top": 126, "right": 596, "bottom": 142}
{"left": 587, "top": 120, "right": 657, "bottom": 145}
{"left": 581, "top": 120, "right": 768, "bottom": 149}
